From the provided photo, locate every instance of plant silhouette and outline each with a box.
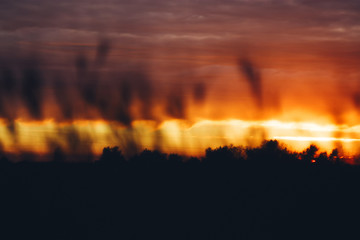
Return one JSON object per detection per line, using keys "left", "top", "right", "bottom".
{"left": 0, "top": 140, "right": 359, "bottom": 239}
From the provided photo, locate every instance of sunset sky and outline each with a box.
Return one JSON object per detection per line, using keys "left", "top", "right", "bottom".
{"left": 1, "top": 0, "right": 360, "bottom": 158}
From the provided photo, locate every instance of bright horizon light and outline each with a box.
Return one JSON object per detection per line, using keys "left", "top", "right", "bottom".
{"left": 1, "top": 118, "right": 360, "bottom": 157}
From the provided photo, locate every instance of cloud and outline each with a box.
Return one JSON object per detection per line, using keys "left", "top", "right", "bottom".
{"left": 1, "top": 0, "right": 359, "bottom": 36}
{"left": 238, "top": 58, "right": 262, "bottom": 109}
{"left": 0, "top": 0, "right": 359, "bottom": 126}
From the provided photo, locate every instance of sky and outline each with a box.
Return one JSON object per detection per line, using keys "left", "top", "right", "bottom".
{"left": 1, "top": 0, "right": 360, "bottom": 158}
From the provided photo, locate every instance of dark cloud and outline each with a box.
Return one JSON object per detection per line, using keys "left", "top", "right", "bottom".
{"left": 1, "top": 0, "right": 359, "bottom": 77}
{"left": 0, "top": 0, "right": 360, "bottom": 157}
{"left": 166, "top": 87, "right": 186, "bottom": 119}
{"left": 193, "top": 82, "right": 206, "bottom": 103}
{"left": 95, "top": 39, "right": 111, "bottom": 66}
{"left": 1, "top": 68, "right": 16, "bottom": 93}
{"left": 238, "top": 58, "right": 262, "bottom": 109}
{"left": 115, "top": 79, "right": 133, "bottom": 125}
{"left": 53, "top": 77, "right": 73, "bottom": 120}
{"left": 75, "top": 54, "right": 88, "bottom": 74}
{"left": 21, "top": 67, "right": 44, "bottom": 119}
{"left": 0, "top": 68, "right": 17, "bottom": 119}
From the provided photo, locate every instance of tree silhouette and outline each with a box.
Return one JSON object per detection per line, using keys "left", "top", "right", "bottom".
{"left": 301, "top": 144, "right": 319, "bottom": 163}
{"left": 0, "top": 141, "right": 359, "bottom": 240}
{"left": 99, "top": 146, "right": 125, "bottom": 165}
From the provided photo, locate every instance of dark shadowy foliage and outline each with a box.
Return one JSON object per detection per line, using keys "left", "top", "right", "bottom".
{"left": 99, "top": 146, "right": 125, "bottom": 165}
{"left": 53, "top": 147, "right": 66, "bottom": 163}
{"left": 301, "top": 144, "right": 319, "bottom": 163}
{"left": 0, "top": 140, "right": 359, "bottom": 240}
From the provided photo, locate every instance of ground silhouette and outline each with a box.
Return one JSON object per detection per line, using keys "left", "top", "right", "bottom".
{"left": 0, "top": 140, "right": 360, "bottom": 240}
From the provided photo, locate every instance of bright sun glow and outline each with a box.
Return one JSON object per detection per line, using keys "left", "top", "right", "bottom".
{"left": 1, "top": 118, "right": 360, "bottom": 156}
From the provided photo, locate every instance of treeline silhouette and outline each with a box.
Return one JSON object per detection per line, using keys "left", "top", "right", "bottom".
{"left": 1, "top": 140, "right": 360, "bottom": 240}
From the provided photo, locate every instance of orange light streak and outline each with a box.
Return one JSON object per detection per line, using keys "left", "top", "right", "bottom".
{"left": 1, "top": 118, "right": 360, "bottom": 157}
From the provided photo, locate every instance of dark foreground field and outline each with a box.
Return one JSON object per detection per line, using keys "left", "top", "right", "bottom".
{"left": 1, "top": 141, "right": 360, "bottom": 240}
